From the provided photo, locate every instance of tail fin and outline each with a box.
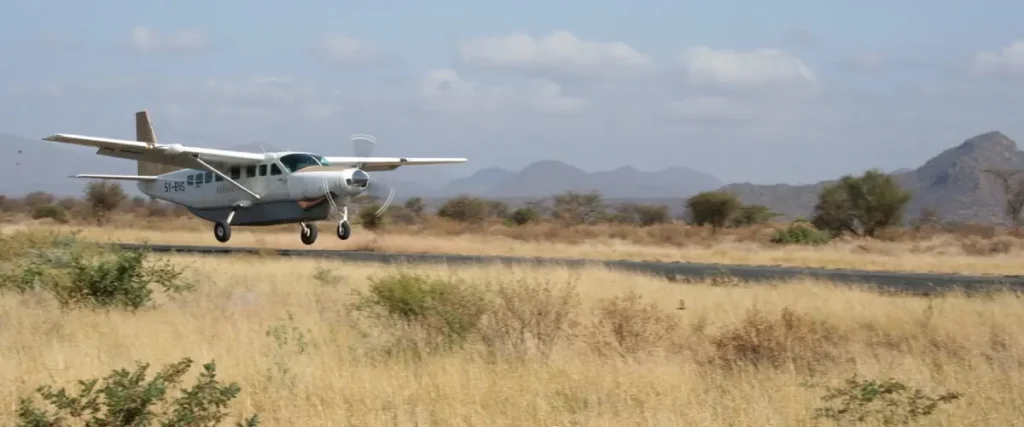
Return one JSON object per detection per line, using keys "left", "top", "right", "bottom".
{"left": 135, "top": 110, "right": 180, "bottom": 176}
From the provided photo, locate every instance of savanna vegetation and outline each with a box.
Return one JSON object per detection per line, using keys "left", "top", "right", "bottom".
{"left": 5, "top": 168, "right": 1024, "bottom": 275}
{"left": 1, "top": 229, "right": 1018, "bottom": 426}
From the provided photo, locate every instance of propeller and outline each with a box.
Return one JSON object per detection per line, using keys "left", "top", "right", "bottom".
{"left": 351, "top": 133, "right": 377, "bottom": 157}
{"left": 318, "top": 133, "right": 397, "bottom": 220}
{"left": 354, "top": 133, "right": 395, "bottom": 217}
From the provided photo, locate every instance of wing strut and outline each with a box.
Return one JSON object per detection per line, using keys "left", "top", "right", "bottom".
{"left": 189, "top": 156, "right": 262, "bottom": 200}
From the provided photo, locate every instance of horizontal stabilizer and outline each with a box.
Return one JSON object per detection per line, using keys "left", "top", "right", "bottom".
{"left": 70, "top": 174, "right": 159, "bottom": 181}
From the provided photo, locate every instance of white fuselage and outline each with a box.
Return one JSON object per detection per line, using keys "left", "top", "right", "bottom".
{"left": 137, "top": 151, "right": 363, "bottom": 209}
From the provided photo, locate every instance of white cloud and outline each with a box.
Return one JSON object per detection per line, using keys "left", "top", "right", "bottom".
{"left": 127, "top": 26, "right": 207, "bottom": 53}
{"left": 418, "top": 68, "right": 588, "bottom": 115}
{"left": 971, "top": 40, "right": 1024, "bottom": 76}
{"left": 313, "top": 34, "right": 380, "bottom": 65}
{"left": 680, "top": 46, "right": 815, "bottom": 90}
{"left": 458, "top": 30, "right": 653, "bottom": 76}
{"left": 158, "top": 76, "right": 343, "bottom": 121}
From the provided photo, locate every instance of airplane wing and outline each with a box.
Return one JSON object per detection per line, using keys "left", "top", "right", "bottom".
{"left": 324, "top": 156, "right": 467, "bottom": 172}
{"left": 41, "top": 133, "right": 267, "bottom": 169}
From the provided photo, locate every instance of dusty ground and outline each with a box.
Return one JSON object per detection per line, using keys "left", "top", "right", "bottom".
{"left": 0, "top": 254, "right": 1021, "bottom": 425}
{"left": 6, "top": 216, "right": 1024, "bottom": 276}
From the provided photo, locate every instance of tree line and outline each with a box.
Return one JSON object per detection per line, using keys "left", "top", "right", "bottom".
{"left": 7, "top": 166, "right": 1024, "bottom": 240}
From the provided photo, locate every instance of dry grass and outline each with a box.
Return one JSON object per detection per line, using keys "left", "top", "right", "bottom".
{"left": 7, "top": 214, "right": 1024, "bottom": 276}
{"left": 2, "top": 252, "right": 1023, "bottom": 426}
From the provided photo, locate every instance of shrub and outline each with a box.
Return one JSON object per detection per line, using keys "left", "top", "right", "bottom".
{"left": 811, "top": 169, "right": 913, "bottom": 237}
{"left": 552, "top": 191, "right": 605, "bottom": 226}
{"left": 84, "top": 180, "right": 127, "bottom": 223}
{"left": 437, "top": 196, "right": 489, "bottom": 224}
{"left": 730, "top": 204, "right": 779, "bottom": 227}
{"left": 508, "top": 207, "right": 538, "bottom": 226}
{"left": 770, "top": 221, "right": 831, "bottom": 245}
{"left": 810, "top": 374, "right": 962, "bottom": 426}
{"left": 685, "top": 191, "right": 741, "bottom": 230}
{"left": 31, "top": 204, "right": 68, "bottom": 223}
{"left": 479, "top": 275, "right": 580, "bottom": 359}
{"left": 358, "top": 203, "right": 385, "bottom": 230}
{"left": 404, "top": 197, "right": 426, "bottom": 217}
{"left": 584, "top": 291, "right": 680, "bottom": 358}
{"left": 16, "top": 357, "right": 258, "bottom": 426}
{"left": 350, "top": 271, "right": 489, "bottom": 357}
{"left": 5, "top": 239, "right": 192, "bottom": 312}
{"left": 707, "top": 307, "right": 839, "bottom": 372}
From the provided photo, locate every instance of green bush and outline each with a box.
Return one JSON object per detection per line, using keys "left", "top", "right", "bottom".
{"left": 358, "top": 203, "right": 385, "bottom": 230}
{"left": 478, "top": 275, "right": 580, "bottom": 360}
{"left": 350, "top": 271, "right": 489, "bottom": 356}
{"left": 437, "top": 195, "right": 490, "bottom": 223}
{"left": 16, "top": 357, "right": 258, "bottom": 426}
{"left": 685, "top": 191, "right": 741, "bottom": 230}
{"left": 3, "top": 236, "right": 193, "bottom": 312}
{"left": 508, "top": 207, "right": 538, "bottom": 226}
{"left": 31, "top": 205, "right": 68, "bottom": 223}
{"left": 810, "top": 374, "right": 962, "bottom": 426}
{"left": 770, "top": 222, "right": 831, "bottom": 245}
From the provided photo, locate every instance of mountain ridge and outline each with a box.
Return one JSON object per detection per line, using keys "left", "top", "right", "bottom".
{"left": 4, "top": 129, "right": 1024, "bottom": 225}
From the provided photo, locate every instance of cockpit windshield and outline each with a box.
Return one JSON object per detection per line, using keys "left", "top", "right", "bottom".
{"left": 279, "top": 153, "right": 331, "bottom": 172}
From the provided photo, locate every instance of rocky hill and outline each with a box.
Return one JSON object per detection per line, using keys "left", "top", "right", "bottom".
{"left": 721, "top": 131, "right": 1024, "bottom": 225}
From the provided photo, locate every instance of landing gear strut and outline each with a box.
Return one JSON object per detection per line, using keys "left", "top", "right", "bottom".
{"left": 214, "top": 209, "right": 237, "bottom": 243}
{"left": 300, "top": 222, "right": 318, "bottom": 245}
{"left": 337, "top": 205, "right": 351, "bottom": 240}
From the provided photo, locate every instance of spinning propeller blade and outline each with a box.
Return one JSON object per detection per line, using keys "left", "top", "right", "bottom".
{"left": 366, "top": 180, "right": 396, "bottom": 217}
{"left": 351, "top": 133, "right": 376, "bottom": 157}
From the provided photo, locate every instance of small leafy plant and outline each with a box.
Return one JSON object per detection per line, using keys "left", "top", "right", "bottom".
{"left": 16, "top": 357, "right": 258, "bottom": 427}
{"left": 810, "top": 374, "right": 962, "bottom": 426}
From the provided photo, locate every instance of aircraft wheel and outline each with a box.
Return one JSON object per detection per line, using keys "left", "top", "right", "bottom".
{"left": 214, "top": 221, "right": 231, "bottom": 243}
{"left": 300, "top": 223, "right": 318, "bottom": 245}
{"left": 337, "top": 221, "right": 351, "bottom": 240}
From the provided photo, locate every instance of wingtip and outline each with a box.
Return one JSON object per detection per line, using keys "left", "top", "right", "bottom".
{"left": 42, "top": 135, "right": 59, "bottom": 142}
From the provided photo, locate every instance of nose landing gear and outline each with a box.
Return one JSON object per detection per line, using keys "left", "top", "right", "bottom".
{"left": 337, "top": 205, "right": 351, "bottom": 240}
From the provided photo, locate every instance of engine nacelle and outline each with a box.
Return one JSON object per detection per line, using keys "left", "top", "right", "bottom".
{"left": 286, "top": 167, "right": 370, "bottom": 201}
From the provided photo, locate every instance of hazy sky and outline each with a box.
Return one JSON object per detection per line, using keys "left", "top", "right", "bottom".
{"left": 3, "top": 0, "right": 1024, "bottom": 185}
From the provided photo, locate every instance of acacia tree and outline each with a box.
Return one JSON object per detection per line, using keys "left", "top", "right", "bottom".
{"left": 685, "top": 191, "right": 740, "bottom": 231}
{"left": 983, "top": 168, "right": 1024, "bottom": 227}
{"left": 811, "top": 169, "right": 912, "bottom": 237}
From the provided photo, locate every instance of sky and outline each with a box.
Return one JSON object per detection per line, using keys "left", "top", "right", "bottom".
{"left": 3, "top": 0, "right": 1024, "bottom": 186}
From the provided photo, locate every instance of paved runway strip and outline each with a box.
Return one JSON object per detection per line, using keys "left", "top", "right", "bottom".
{"left": 113, "top": 243, "right": 1024, "bottom": 295}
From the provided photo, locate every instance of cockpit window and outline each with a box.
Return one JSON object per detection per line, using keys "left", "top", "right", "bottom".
{"left": 278, "top": 153, "right": 326, "bottom": 173}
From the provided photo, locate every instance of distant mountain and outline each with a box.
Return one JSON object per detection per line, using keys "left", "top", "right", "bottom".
{"left": 722, "top": 131, "right": 1024, "bottom": 225}
{"left": 441, "top": 167, "right": 516, "bottom": 195}
{"left": 413, "top": 160, "right": 724, "bottom": 200}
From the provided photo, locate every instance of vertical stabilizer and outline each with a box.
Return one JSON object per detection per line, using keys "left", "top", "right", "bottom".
{"left": 135, "top": 110, "right": 180, "bottom": 176}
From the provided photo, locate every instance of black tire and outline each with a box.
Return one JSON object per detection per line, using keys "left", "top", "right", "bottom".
{"left": 300, "top": 223, "right": 318, "bottom": 245}
{"left": 337, "top": 221, "right": 351, "bottom": 240}
{"left": 214, "top": 221, "right": 231, "bottom": 243}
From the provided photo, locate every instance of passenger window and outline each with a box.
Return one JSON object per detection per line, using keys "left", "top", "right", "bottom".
{"left": 215, "top": 172, "right": 223, "bottom": 182}
{"left": 205, "top": 172, "right": 213, "bottom": 183}
{"left": 187, "top": 175, "right": 194, "bottom": 186}
{"left": 246, "top": 166, "right": 256, "bottom": 178}
{"left": 230, "top": 166, "right": 240, "bottom": 179}
{"left": 270, "top": 164, "right": 282, "bottom": 175}
{"left": 259, "top": 164, "right": 267, "bottom": 176}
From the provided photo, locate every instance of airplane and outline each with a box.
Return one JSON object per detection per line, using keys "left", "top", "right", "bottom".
{"left": 40, "top": 110, "right": 467, "bottom": 245}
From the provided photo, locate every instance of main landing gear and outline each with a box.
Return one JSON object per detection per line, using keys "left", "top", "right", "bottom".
{"left": 213, "top": 208, "right": 237, "bottom": 243}
{"left": 300, "top": 222, "right": 318, "bottom": 245}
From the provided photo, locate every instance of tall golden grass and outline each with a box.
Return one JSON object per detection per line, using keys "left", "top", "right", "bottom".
{"left": 7, "top": 213, "right": 1024, "bottom": 276}
{"left": 1, "top": 253, "right": 1022, "bottom": 425}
